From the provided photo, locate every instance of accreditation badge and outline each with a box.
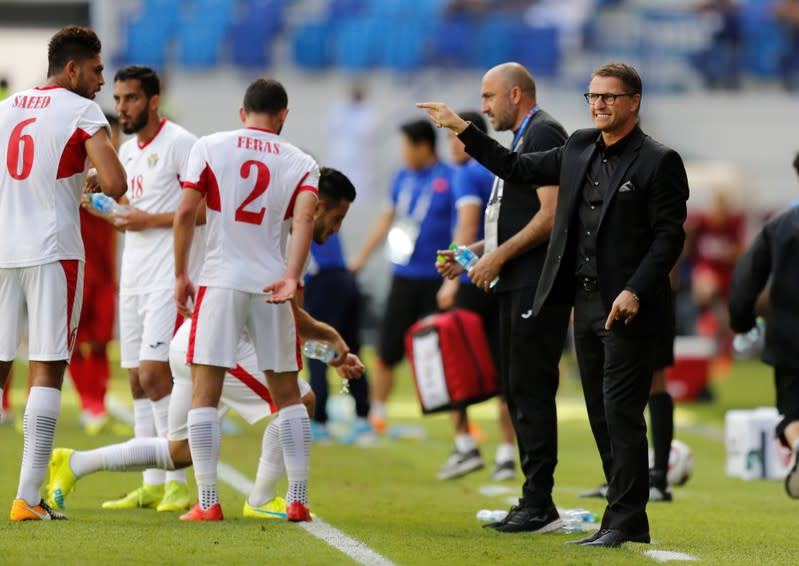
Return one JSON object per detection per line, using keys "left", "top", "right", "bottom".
{"left": 483, "top": 179, "right": 502, "bottom": 254}
{"left": 386, "top": 217, "right": 421, "bottom": 266}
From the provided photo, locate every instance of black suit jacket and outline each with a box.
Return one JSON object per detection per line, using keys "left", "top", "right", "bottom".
{"left": 729, "top": 206, "right": 799, "bottom": 370}
{"left": 459, "top": 124, "right": 689, "bottom": 336}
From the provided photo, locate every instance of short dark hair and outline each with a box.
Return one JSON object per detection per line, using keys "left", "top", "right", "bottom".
{"left": 591, "top": 62, "right": 643, "bottom": 96}
{"left": 319, "top": 167, "right": 356, "bottom": 203}
{"left": 400, "top": 119, "right": 436, "bottom": 151}
{"left": 114, "top": 65, "right": 160, "bottom": 97}
{"left": 47, "top": 25, "right": 101, "bottom": 77}
{"left": 458, "top": 110, "right": 487, "bottom": 133}
{"left": 243, "top": 78, "right": 288, "bottom": 115}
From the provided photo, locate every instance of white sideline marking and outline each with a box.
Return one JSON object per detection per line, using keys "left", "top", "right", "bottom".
{"left": 107, "top": 394, "right": 397, "bottom": 566}
{"left": 478, "top": 484, "right": 515, "bottom": 497}
{"left": 645, "top": 550, "right": 700, "bottom": 563}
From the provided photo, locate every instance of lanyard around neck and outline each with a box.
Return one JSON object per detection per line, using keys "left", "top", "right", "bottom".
{"left": 511, "top": 106, "right": 539, "bottom": 151}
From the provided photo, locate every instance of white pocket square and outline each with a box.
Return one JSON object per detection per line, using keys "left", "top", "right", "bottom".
{"left": 618, "top": 181, "right": 636, "bottom": 193}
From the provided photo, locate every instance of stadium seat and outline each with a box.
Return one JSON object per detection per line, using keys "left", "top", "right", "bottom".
{"left": 474, "top": 16, "right": 523, "bottom": 70}
{"left": 231, "top": 21, "right": 273, "bottom": 68}
{"left": 177, "top": 21, "right": 225, "bottom": 68}
{"left": 515, "top": 26, "right": 561, "bottom": 78}
{"left": 381, "top": 21, "right": 430, "bottom": 72}
{"left": 431, "top": 16, "right": 475, "bottom": 68}
{"left": 292, "top": 20, "right": 332, "bottom": 70}
{"left": 332, "top": 18, "right": 381, "bottom": 71}
{"left": 244, "top": 0, "right": 288, "bottom": 35}
{"left": 122, "top": 18, "right": 171, "bottom": 68}
{"left": 328, "top": 0, "right": 366, "bottom": 21}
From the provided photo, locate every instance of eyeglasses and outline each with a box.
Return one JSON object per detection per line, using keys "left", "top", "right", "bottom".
{"left": 583, "top": 92, "right": 637, "bottom": 105}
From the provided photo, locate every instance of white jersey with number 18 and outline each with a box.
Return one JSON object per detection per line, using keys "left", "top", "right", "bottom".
{"left": 0, "top": 85, "right": 108, "bottom": 267}
{"left": 182, "top": 126, "right": 319, "bottom": 293}
{"left": 118, "top": 118, "right": 198, "bottom": 295}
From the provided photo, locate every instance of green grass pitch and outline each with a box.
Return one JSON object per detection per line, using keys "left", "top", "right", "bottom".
{"left": 1, "top": 350, "right": 796, "bottom": 565}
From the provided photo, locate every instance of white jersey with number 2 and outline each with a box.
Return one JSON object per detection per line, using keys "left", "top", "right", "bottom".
{"left": 0, "top": 85, "right": 108, "bottom": 267}
{"left": 182, "top": 126, "right": 319, "bottom": 293}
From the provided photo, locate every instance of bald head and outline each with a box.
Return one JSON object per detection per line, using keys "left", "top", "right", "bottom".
{"left": 486, "top": 62, "right": 536, "bottom": 99}
{"left": 480, "top": 62, "right": 537, "bottom": 132}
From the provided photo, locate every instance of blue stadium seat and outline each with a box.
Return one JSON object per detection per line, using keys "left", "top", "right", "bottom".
{"left": 243, "top": 0, "right": 288, "bottom": 35}
{"left": 332, "top": 18, "right": 381, "bottom": 70}
{"left": 123, "top": 18, "right": 171, "bottom": 68}
{"left": 292, "top": 20, "right": 332, "bottom": 70}
{"left": 515, "top": 26, "right": 560, "bottom": 78}
{"left": 141, "top": 0, "right": 181, "bottom": 35}
{"left": 231, "top": 21, "right": 273, "bottom": 68}
{"left": 431, "top": 16, "right": 475, "bottom": 68}
{"left": 474, "top": 17, "right": 522, "bottom": 70}
{"left": 381, "top": 21, "right": 430, "bottom": 72}
{"left": 177, "top": 21, "right": 225, "bottom": 68}
{"left": 328, "top": 0, "right": 365, "bottom": 21}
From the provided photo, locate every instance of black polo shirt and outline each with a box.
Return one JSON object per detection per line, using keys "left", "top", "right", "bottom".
{"left": 495, "top": 109, "right": 568, "bottom": 293}
{"left": 574, "top": 129, "right": 637, "bottom": 280}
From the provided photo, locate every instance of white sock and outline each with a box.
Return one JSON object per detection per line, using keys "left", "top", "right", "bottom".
{"left": 16, "top": 386, "right": 61, "bottom": 505}
{"left": 279, "top": 404, "right": 311, "bottom": 507}
{"left": 188, "top": 407, "right": 219, "bottom": 510}
{"left": 134, "top": 398, "right": 165, "bottom": 486}
{"left": 150, "top": 395, "right": 186, "bottom": 485}
{"left": 248, "top": 415, "right": 284, "bottom": 507}
{"left": 455, "top": 433, "right": 477, "bottom": 453}
{"left": 495, "top": 442, "right": 516, "bottom": 464}
{"left": 369, "top": 402, "right": 386, "bottom": 421}
{"left": 70, "top": 437, "right": 175, "bottom": 478}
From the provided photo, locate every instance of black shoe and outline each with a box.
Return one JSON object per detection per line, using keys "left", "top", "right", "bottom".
{"left": 582, "top": 528, "right": 650, "bottom": 548}
{"left": 566, "top": 528, "right": 608, "bottom": 545}
{"left": 436, "top": 448, "right": 484, "bottom": 480}
{"left": 492, "top": 505, "right": 562, "bottom": 533}
{"left": 578, "top": 484, "right": 607, "bottom": 499}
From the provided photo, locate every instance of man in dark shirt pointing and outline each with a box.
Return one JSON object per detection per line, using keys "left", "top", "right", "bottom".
{"left": 419, "top": 62, "right": 689, "bottom": 548}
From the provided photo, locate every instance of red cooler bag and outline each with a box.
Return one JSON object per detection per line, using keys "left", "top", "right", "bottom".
{"left": 405, "top": 308, "right": 497, "bottom": 414}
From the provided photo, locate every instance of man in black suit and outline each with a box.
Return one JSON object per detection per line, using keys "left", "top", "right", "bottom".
{"left": 728, "top": 203, "right": 799, "bottom": 498}
{"left": 419, "top": 62, "right": 689, "bottom": 547}
{"left": 437, "top": 62, "right": 571, "bottom": 533}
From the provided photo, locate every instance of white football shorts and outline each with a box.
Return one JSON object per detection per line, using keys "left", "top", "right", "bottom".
{"left": 0, "top": 260, "right": 83, "bottom": 362}
{"left": 119, "top": 289, "right": 180, "bottom": 368}
{"left": 187, "top": 286, "right": 300, "bottom": 372}
{"left": 167, "top": 319, "right": 311, "bottom": 440}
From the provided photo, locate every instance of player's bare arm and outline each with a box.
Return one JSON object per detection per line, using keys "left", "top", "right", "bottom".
{"left": 265, "top": 190, "right": 317, "bottom": 303}
{"left": 84, "top": 128, "right": 126, "bottom": 198}
{"left": 469, "top": 185, "right": 558, "bottom": 290}
{"left": 349, "top": 208, "right": 394, "bottom": 273}
{"left": 173, "top": 187, "right": 203, "bottom": 316}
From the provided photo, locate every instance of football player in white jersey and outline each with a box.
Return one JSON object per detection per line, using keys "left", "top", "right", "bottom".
{"left": 173, "top": 78, "right": 320, "bottom": 522}
{"left": 46, "top": 167, "right": 364, "bottom": 521}
{"left": 0, "top": 25, "right": 127, "bottom": 521}
{"left": 93, "top": 66, "right": 199, "bottom": 512}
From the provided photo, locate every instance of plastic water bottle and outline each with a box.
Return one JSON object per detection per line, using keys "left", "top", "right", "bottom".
{"left": 89, "top": 193, "right": 126, "bottom": 216}
{"left": 733, "top": 316, "right": 765, "bottom": 353}
{"left": 449, "top": 243, "right": 498, "bottom": 288}
{"left": 557, "top": 508, "right": 599, "bottom": 533}
{"left": 302, "top": 340, "right": 337, "bottom": 363}
{"left": 476, "top": 509, "right": 507, "bottom": 522}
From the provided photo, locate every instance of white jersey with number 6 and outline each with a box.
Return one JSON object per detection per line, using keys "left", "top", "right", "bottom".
{"left": 182, "top": 127, "right": 319, "bottom": 293}
{"left": 118, "top": 118, "right": 197, "bottom": 295}
{"left": 0, "top": 85, "right": 108, "bottom": 267}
